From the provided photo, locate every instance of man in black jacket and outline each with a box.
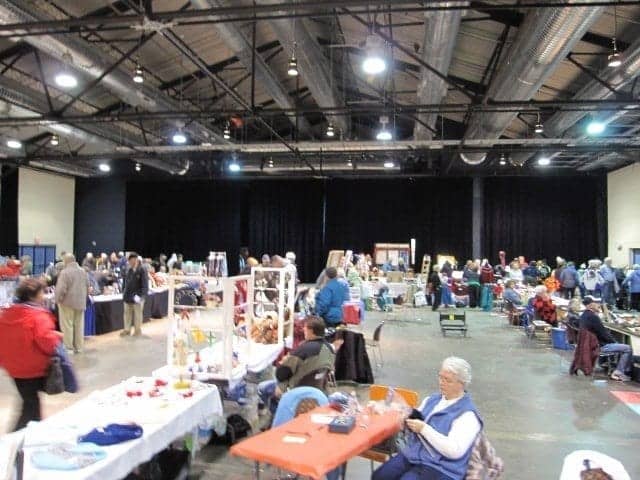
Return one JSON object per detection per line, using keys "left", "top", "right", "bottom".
{"left": 120, "top": 252, "right": 149, "bottom": 337}
{"left": 579, "top": 296, "right": 632, "bottom": 381}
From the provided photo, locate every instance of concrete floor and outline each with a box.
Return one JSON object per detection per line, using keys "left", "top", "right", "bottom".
{"left": 1, "top": 307, "right": 639, "bottom": 479}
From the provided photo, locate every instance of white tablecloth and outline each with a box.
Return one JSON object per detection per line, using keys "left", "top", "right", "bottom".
{"left": 15, "top": 377, "right": 222, "bottom": 480}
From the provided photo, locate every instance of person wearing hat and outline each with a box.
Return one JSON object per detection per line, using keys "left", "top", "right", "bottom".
{"left": 579, "top": 296, "right": 633, "bottom": 381}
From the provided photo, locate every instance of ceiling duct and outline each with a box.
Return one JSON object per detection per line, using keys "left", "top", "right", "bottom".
{"left": 0, "top": 0, "right": 226, "bottom": 144}
{"left": 414, "top": 2, "right": 467, "bottom": 141}
{"left": 509, "top": 35, "right": 640, "bottom": 167}
{"left": 191, "top": 0, "right": 313, "bottom": 138}
{"left": 28, "top": 160, "right": 95, "bottom": 177}
{"left": 460, "top": 1, "right": 603, "bottom": 165}
{"left": 259, "top": 0, "right": 349, "bottom": 135}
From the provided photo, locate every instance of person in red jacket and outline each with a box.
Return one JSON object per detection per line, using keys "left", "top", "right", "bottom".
{"left": 0, "top": 278, "right": 62, "bottom": 431}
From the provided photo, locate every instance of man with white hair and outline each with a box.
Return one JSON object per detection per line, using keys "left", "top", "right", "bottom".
{"left": 373, "top": 357, "right": 484, "bottom": 480}
{"left": 55, "top": 253, "right": 89, "bottom": 353}
{"left": 599, "top": 257, "right": 617, "bottom": 308}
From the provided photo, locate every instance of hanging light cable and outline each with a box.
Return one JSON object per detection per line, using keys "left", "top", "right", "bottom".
{"left": 608, "top": 6, "right": 622, "bottom": 68}
{"left": 534, "top": 113, "right": 544, "bottom": 134}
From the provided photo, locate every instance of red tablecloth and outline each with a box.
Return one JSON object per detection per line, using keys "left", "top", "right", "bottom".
{"left": 230, "top": 407, "right": 402, "bottom": 479}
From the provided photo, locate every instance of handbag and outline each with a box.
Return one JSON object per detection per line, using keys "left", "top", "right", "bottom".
{"left": 45, "top": 356, "right": 64, "bottom": 395}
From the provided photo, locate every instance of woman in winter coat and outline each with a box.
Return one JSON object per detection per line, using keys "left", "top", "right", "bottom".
{"left": 0, "top": 278, "right": 61, "bottom": 431}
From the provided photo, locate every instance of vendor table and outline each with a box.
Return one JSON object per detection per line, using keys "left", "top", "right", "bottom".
{"left": 603, "top": 322, "right": 640, "bottom": 351}
{"left": 230, "top": 407, "right": 401, "bottom": 479}
{"left": 14, "top": 377, "right": 222, "bottom": 480}
{"left": 93, "top": 288, "right": 169, "bottom": 335}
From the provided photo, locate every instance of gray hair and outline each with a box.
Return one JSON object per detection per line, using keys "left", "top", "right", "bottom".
{"left": 534, "top": 285, "right": 547, "bottom": 296}
{"left": 441, "top": 356, "right": 472, "bottom": 386}
{"left": 63, "top": 253, "right": 76, "bottom": 264}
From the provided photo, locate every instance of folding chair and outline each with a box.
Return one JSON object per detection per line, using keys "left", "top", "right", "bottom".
{"left": 366, "top": 321, "right": 385, "bottom": 368}
{"left": 439, "top": 312, "right": 467, "bottom": 336}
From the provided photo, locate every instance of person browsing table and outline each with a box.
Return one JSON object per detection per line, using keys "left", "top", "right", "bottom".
{"left": 373, "top": 357, "right": 483, "bottom": 480}
{"left": 120, "top": 252, "right": 148, "bottom": 337}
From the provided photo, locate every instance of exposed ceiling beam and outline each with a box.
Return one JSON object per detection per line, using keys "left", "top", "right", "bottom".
{"left": 0, "top": 2, "right": 638, "bottom": 37}
{"left": 191, "top": 0, "right": 313, "bottom": 138}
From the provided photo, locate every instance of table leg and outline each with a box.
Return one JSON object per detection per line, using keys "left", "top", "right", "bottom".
{"left": 254, "top": 461, "right": 261, "bottom": 480}
{"left": 190, "top": 428, "right": 198, "bottom": 461}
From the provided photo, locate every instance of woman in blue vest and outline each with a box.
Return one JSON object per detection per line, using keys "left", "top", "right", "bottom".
{"left": 373, "top": 357, "right": 483, "bottom": 480}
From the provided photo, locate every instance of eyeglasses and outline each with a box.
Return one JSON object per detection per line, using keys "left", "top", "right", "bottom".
{"left": 438, "top": 374, "right": 459, "bottom": 384}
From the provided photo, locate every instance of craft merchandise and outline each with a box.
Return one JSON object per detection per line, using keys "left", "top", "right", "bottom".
{"left": 31, "top": 443, "right": 107, "bottom": 470}
{"left": 78, "top": 423, "right": 143, "bottom": 446}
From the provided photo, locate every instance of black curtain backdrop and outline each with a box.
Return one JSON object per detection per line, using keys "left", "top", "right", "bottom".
{"left": 0, "top": 166, "right": 18, "bottom": 255}
{"left": 483, "top": 176, "right": 607, "bottom": 265}
{"left": 75, "top": 178, "right": 126, "bottom": 257}
{"left": 126, "top": 180, "right": 244, "bottom": 268}
{"left": 118, "top": 176, "right": 606, "bottom": 281}
{"left": 325, "top": 178, "right": 474, "bottom": 268}
{"left": 246, "top": 180, "right": 324, "bottom": 282}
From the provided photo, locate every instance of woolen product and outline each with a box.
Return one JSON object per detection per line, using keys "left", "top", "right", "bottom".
{"left": 78, "top": 423, "right": 143, "bottom": 445}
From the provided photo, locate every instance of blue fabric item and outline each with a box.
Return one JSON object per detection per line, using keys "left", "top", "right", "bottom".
{"left": 623, "top": 269, "right": 640, "bottom": 293}
{"left": 84, "top": 297, "right": 96, "bottom": 336}
{"left": 441, "top": 284, "right": 453, "bottom": 307}
{"left": 54, "top": 343, "right": 79, "bottom": 393}
{"left": 403, "top": 394, "right": 483, "bottom": 480}
{"left": 272, "top": 387, "right": 328, "bottom": 427}
{"left": 480, "top": 285, "right": 493, "bottom": 311}
{"left": 31, "top": 443, "right": 106, "bottom": 470}
{"left": 78, "top": 423, "right": 143, "bottom": 446}
{"left": 502, "top": 288, "right": 522, "bottom": 306}
{"left": 315, "top": 279, "right": 350, "bottom": 325}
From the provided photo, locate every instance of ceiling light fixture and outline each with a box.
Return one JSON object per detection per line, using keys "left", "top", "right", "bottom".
{"left": 50, "top": 134, "right": 59, "bottom": 146}
{"left": 55, "top": 72, "right": 77, "bottom": 89}
{"left": 363, "top": 34, "right": 386, "bottom": 75}
{"left": 229, "top": 161, "right": 241, "bottom": 172}
{"left": 172, "top": 131, "right": 187, "bottom": 144}
{"left": 6, "top": 139, "right": 21, "bottom": 149}
{"left": 223, "top": 124, "right": 231, "bottom": 140}
{"left": 499, "top": 153, "right": 506, "bottom": 166}
{"left": 383, "top": 161, "right": 395, "bottom": 169}
{"left": 133, "top": 63, "right": 144, "bottom": 83}
{"left": 135, "top": 162, "right": 142, "bottom": 172}
{"left": 268, "top": 159, "right": 274, "bottom": 168}
{"left": 538, "top": 157, "right": 550, "bottom": 166}
{"left": 534, "top": 113, "right": 544, "bottom": 134}
{"left": 287, "top": 53, "right": 299, "bottom": 77}
{"left": 98, "top": 162, "right": 111, "bottom": 172}
{"left": 177, "top": 161, "right": 190, "bottom": 176}
{"left": 608, "top": 39, "right": 622, "bottom": 68}
{"left": 326, "top": 123, "right": 335, "bottom": 137}
{"left": 376, "top": 115, "right": 392, "bottom": 141}
{"left": 586, "top": 120, "right": 605, "bottom": 135}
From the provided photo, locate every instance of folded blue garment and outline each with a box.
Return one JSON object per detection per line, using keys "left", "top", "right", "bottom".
{"left": 31, "top": 443, "right": 106, "bottom": 470}
{"left": 78, "top": 423, "right": 143, "bottom": 446}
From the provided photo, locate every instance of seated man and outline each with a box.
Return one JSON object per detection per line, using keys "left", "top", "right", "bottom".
{"left": 531, "top": 285, "right": 557, "bottom": 326}
{"left": 315, "top": 267, "right": 350, "bottom": 326}
{"left": 502, "top": 280, "right": 522, "bottom": 306}
{"left": 579, "top": 296, "right": 633, "bottom": 382}
{"left": 258, "top": 316, "right": 336, "bottom": 414}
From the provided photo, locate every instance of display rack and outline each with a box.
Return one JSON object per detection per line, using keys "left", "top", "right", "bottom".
{"left": 247, "top": 266, "right": 295, "bottom": 347}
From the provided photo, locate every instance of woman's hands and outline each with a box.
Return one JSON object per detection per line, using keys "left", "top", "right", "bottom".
{"left": 405, "top": 419, "right": 426, "bottom": 434}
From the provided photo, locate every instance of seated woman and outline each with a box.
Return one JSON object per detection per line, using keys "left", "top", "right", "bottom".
{"left": 502, "top": 280, "right": 522, "bottom": 306}
{"left": 373, "top": 357, "right": 482, "bottom": 480}
{"left": 531, "top": 285, "right": 558, "bottom": 326}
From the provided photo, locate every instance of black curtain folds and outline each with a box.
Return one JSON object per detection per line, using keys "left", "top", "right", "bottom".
{"left": 0, "top": 166, "right": 18, "bottom": 255}
{"left": 482, "top": 176, "right": 606, "bottom": 265}
{"left": 122, "top": 176, "right": 605, "bottom": 281}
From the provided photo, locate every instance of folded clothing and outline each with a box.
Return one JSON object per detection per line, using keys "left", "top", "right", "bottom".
{"left": 31, "top": 443, "right": 106, "bottom": 470}
{"left": 78, "top": 423, "right": 143, "bottom": 446}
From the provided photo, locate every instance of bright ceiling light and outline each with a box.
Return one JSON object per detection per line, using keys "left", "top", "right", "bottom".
{"left": 499, "top": 153, "right": 506, "bottom": 166}
{"left": 362, "top": 34, "right": 386, "bottom": 75}
{"left": 172, "top": 131, "right": 187, "bottom": 144}
{"left": 135, "top": 162, "right": 142, "bottom": 172}
{"left": 268, "top": 159, "right": 274, "bottom": 168}
{"left": 326, "top": 123, "right": 335, "bottom": 137}
{"left": 383, "top": 161, "right": 394, "bottom": 168}
{"left": 223, "top": 124, "right": 231, "bottom": 140}
{"left": 50, "top": 134, "right": 59, "bottom": 146}
{"left": 538, "top": 157, "right": 550, "bottom": 166}
{"left": 287, "top": 55, "right": 299, "bottom": 77}
{"left": 347, "top": 160, "right": 353, "bottom": 167}
{"left": 534, "top": 122, "right": 544, "bottom": 134}
{"left": 55, "top": 73, "right": 77, "bottom": 88}
{"left": 376, "top": 130, "right": 392, "bottom": 141}
{"left": 132, "top": 64, "right": 144, "bottom": 84}
{"left": 229, "top": 161, "right": 241, "bottom": 172}
{"left": 6, "top": 139, "right": 21, "bottom": 149}
{"left": 98, "top": 162, "right": 111, "bottom": 172}
{"left": 586, "top": 121, "right": 605, "bottom": 135}
{"left": 608, "top": 38, "right": 622, "bottom": 68}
